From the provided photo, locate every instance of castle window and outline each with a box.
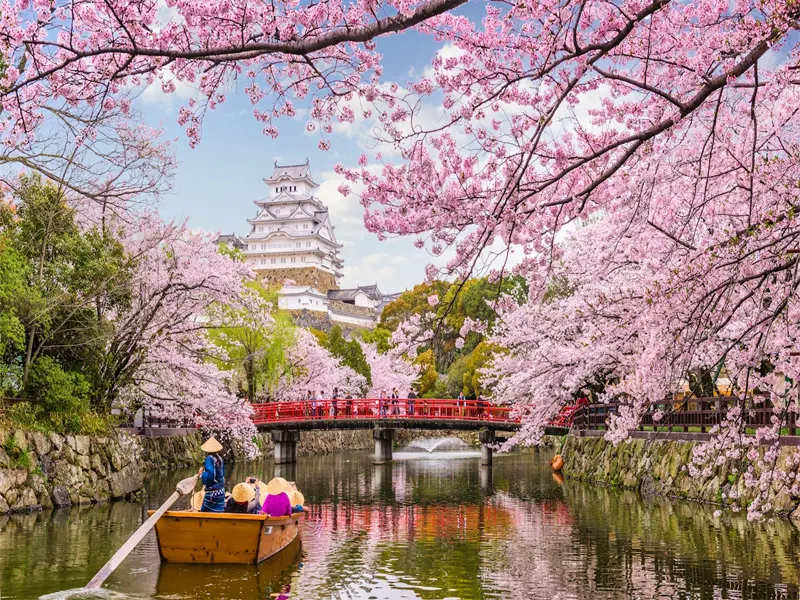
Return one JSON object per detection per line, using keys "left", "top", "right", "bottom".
{"left": 303, "top": 223, "right": 308, "bottom": 229}
{"left": 296, "top": 242, "right": 301, "bottom": 248}
{"left": 301, "top": 256, "right": 305, "bottom": 263}
{"left": 259, "top": 227, "right": 263, "bottom": 232}
{"left": 261, "top": 244, "right": 265, "bottom": 250}
{"left": 306, "top": 242, "right": 311, "bottom": 247}
{"left": 281, "top": 257, "right": 286, "bottom": 264}
{"left": 291, "top": 257, "right": 296, "bottom": 263}
{"left": 271, "top": 258, "right": 276, "bottom": 264}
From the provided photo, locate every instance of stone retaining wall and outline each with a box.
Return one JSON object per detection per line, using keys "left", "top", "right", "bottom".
{"left": 0, "top": 429, "right": 143, "bottom": 515}
{"left": 0, "top": 427, "right": 490, "bottom": 515}
{"left": 252, "top": 428, "right": 482, "bottom": 458}
{"left": 562, "top": 434, "right": 800, "bottom": 517}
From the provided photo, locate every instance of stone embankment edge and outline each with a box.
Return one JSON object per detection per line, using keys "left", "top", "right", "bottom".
{"left": 562, "top": 434, "right": 800, "bottom": 520}
{"left": 0, "top": 428, "right": 486, "bottom": 515}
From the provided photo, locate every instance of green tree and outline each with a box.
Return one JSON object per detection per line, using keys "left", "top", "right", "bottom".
{"left": 414, "top": 349, "right": 437, "bottom": 395}
{"left": 446, "top": 355, "right": 469, "bottom": 398}
{"left": 0, "top": 175, "right": 133, "bottom": 429}
{"left": 461, "top": 342, "right": 504, "bottom": 398}
{"left": 358, "top": 327, "right": 393, "bottom": 354}
{"left": 208, "top": 281, "right": 296, "bottom": 402}
{"left": 325, "top": 325, "right": 371, "bottom": 392}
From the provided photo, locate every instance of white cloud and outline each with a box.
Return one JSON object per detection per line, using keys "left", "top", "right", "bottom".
{"left": 342, "top": 251, "right": 412, "bottom": 289}
{"left": 141, "top": 68, "right": 199, "bottom": 108}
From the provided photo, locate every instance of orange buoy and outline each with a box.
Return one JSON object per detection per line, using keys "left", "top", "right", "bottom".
{"left": 551, "top": 454, "right": 564, "bottom": 472}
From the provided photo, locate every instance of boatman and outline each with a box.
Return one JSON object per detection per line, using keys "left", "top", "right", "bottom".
{"left": 198, "top": 436, "right": 225, "bottom": 512}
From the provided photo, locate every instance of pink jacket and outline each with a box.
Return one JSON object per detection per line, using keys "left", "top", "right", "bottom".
{"left": 261, "top": 491, "right": 291, "bottom": 517}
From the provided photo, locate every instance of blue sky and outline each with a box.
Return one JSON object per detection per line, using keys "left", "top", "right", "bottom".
{"left": 137, "top": 13, "right": 481, "bottom": 294}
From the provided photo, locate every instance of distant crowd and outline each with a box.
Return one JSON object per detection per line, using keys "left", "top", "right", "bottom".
{"left": 296, "top": 388, "right": 489, "bottom": 418}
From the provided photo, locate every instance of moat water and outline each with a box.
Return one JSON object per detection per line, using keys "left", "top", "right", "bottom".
{"left": 1, "top": 449, "right": 799, "bottom": 599}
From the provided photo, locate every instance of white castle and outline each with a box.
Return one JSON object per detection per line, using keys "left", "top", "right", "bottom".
{"left": 216, "top": 161, "right": 399, "bottom": 328}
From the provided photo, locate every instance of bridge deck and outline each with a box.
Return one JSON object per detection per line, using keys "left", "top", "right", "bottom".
{"left": 251, "top": 399, "right": 520, "bottom": 431}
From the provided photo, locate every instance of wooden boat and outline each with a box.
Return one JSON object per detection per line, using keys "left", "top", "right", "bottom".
{"left": 149, "top": 510, "right": 303, "bottom": 564}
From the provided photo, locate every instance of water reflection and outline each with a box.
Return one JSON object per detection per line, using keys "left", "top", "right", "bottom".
{"left": 1, "top": 449, "right": 800, "bottom": 599}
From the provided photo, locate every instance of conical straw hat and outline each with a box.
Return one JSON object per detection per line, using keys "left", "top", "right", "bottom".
{"left": 232, "top": 482, "right": 256, "bottom": 503}
{"left": 266, "top": 477, "right": 289, "bottom": 496}
{"left": 289, "top": 490, "right": 304, "bottom": 507}
{"left": 191, "top": 491, "right": 204, "bottom": 511}
{"left": 201, "top": 437, "right": 223, "bottom": 453}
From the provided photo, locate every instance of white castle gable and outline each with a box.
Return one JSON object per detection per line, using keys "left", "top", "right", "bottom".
{"left": 216, "top": 160, "right": 399, "bottom": 329}
{"left": 240, "top": 161, "right": 343, "bottom": 283}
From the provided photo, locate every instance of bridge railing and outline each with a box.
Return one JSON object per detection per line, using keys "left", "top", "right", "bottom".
{"left": 570, "top": 396, "right": 800, "bottom": 434}
{"left": 250, "top": 398, "right": 517, "bottom": 425}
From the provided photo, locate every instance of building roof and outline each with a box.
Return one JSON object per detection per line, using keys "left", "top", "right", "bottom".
{"left": 213, "top": 233, "right": 246, "bottom": 250}
{"left": 327, "top": 284, "right": 396, "bottom": 303}
{"left": 279, "top": 285, "right": 328, "bottom": 297}
{"left": 264, "top": 160, "right": 317, "bottom": 185}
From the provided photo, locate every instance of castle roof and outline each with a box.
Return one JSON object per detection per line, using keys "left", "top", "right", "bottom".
{"left": 328, "top": 284, "right": 389, "bottom": 302}
{"left": 264, "top": 160, "right": 317, "bottom": 185}
{"left": 213, "top": 233, "right": 246, "bottom": 250}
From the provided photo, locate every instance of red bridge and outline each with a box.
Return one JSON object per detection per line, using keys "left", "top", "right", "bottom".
{"left": 249, "top": 398, "right": 521, "bottom": 466}
{"left": 250, "top": 398, "right": 519, "bottom": 430}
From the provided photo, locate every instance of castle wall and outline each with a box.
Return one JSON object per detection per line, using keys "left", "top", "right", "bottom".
{"left": 256, "top": 267, "right": 338, "bottom": 292}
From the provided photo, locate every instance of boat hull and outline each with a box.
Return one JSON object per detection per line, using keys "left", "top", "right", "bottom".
{"left": 149, "top": 510, "right": 303, "bottom": 564}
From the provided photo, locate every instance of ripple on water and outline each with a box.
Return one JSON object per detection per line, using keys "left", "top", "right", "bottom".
{"left": 2, "top": 450, "right": 799, "bottom": 599}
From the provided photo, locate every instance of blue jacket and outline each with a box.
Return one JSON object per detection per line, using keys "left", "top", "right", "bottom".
{"left": 201, "top": 454, "right": 225, "bottom": 491}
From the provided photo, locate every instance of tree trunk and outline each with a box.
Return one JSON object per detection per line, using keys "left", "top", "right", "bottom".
{"left": 22, "top": 212, "right": 53, "bottom": 390}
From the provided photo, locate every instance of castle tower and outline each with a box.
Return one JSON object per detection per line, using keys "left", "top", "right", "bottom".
{"left": 242, "top": 160, "right": 343, "bottom": 292}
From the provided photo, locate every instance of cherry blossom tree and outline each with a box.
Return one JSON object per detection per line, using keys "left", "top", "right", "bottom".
{"left": 275, "top": 329, "right": 366, "bottom": 400}
{"left": 7, "top": 0, "right": 800, "bottom": 512}
{"left": 105, "top": 213, "right": 259, "bottom": 452}
{"left": 360, "top": 341, "right": 420, "bottom": 397}
{"left": 0, "top": 99, "right": 175, "bottom": 210}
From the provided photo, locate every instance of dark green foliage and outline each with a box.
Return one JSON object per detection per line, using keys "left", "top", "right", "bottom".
{"left": 0, "top": 175, "right": 133, "bottom": 432}
{"left": 378, "top": 275, "right": 528, "bottom": 394}
{"left": 358, "top": 327, "right": 393, "bottom": 354}
{"left": 26, "top": 356, "right": 91, "bottom": 432}
{"left": 326, "top": 325, "right": 371, "bottom": 391}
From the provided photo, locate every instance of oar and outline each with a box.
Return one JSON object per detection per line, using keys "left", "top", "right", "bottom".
{"left": 84, "top": 474, "right": 199, "bottom": 591}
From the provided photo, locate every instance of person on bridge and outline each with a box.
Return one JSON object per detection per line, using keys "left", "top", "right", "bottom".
{"left": 457, "top": 392, "right": 466, "bottom": 417}
{"left": 332, "top": 387, "right": 340, "bottom": 418}
{"left": 197, "top": 437, "right": 225, "bottom": 513}
{"left": 391, "top": 388, "right": 400, "bottom": 415}
{"left": 379, "top": 389, "right": 388, "bottom": 417}
{"left": 408, "top": 388, "right": 417, "bottom": 416}
{"left": 345, "top": 392, "right": 353, "bottom": 416}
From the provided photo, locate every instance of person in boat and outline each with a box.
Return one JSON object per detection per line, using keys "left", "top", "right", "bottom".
{"left": 261, "top": 477, "right": 292, "bottom": 517}
{"left": 197, "top": 437, "right": 225, "bottom": 512}
{"left": 225, "top": 480, "right": 262, "bottom": 514}
{"left": 289, "top": 490, "right": 305, "bottom": 514}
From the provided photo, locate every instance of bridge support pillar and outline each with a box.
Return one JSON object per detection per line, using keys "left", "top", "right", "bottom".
{"left": 374, "top": 428, "right": 394, "bottom": 464}
{"left": 479, "top": 428, "right": 495, "bottom": 466}
{"left": 272, "top": 429, "right": 300, "bottom": 464}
